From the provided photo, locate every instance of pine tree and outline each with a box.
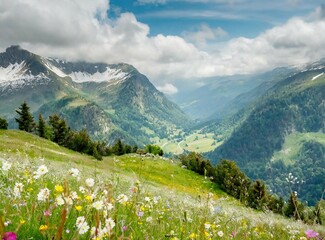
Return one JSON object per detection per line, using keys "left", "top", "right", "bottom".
{"left": 49, "top": 114, "right": 69, "bottom": 145}
{"left": 37, "top": 113, "right": 46, "bottom": 138}
{"left": 0, "top": 117, "right": 8, "bottom": 129}
{"left": 15, "top": 102, "right": 35, "bottom": 132}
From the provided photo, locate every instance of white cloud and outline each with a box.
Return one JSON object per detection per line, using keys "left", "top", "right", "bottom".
{"left": 183, "top": 24, "right": 228, "bottom": 47}
{"left": 157, "top": 83, "right": 178, "bottom": 95}
{"left": 0, "top": 0, "right": 324, "bottom": 88}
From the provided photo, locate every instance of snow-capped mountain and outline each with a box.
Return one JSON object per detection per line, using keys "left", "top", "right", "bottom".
{"left": 0, "top": 46, "right": 191, "bottom": 145}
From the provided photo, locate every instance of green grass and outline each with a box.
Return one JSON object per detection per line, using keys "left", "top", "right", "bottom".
{"left": 0, "top": 130, "right": 324, "bottom": 239}
{"left": 271, "top": 132, "right": 325, "bottom": 165}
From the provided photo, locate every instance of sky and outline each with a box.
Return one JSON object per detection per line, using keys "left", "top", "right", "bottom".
{"left": 1, "top": 0, "right": 325, "bottom": 94}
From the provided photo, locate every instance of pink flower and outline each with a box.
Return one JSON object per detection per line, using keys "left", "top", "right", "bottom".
{"left": 305, "top": 229, "right": 319, "bottom": 239}
{"left": 2, "top": 232, "right": 17, "bottom": 240}
{"left": 122, "top": 226, "right": 127, "bottom": 231}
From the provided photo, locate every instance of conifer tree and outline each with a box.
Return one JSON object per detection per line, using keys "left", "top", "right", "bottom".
{"left": 15, "top": 102, "right": 35, "bottom": 132}
{"left": 0, "top": 117, "right": 8, "bottom": 129}
{"left": 37, "top": 113, "right": 46, "bottom": 138}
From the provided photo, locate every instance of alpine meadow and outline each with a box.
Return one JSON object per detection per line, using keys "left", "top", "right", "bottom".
{"left": 0, "top": 0, "right": 325, "bottom": 239}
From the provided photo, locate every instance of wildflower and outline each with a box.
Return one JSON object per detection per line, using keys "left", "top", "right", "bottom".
{"left": 13, "top": 182, "right": 24, "bottom": 198}
{"left": 204, "top": 222, "right": 211, "bottom": 230}
{"left": 2, "top": 232, "right": 17, "bottom": 240}
{"left": 56, "top": 196, "right": 65, "bottom": 206}
{"left": 78, "top": 223, "right": 90, "bottom": 235}
{"left": 64, "top": 196, "right": 73, "bottom": 205}
{"left": 189, "top": 233, "right": 197, "bottom": 239}
{"left": 137, "top": 211, "right": 144, "bottom": 217}
{"left": 85, "top": 178, "right": 95, "bottom": 187}
{"left": 19, "top": 219, "right": 25, "bottom": 224}
{"left": 37, "top": 188, "right": 50, "bottom": 201}
{"left": 85, "top": 195, "right": 93, "bottom": 202}
{"left": 92, "top": 200, "right": 104, "bottom": 210}
{"left": 106, "top": 203, "right": 114, "bottom": 211}
{"left": 44, "top": 210, "right": 51, "bottom": 216}
{"left": 34, "top": 165, "right": 48, "bottom": 179}
{"left": 68, "top": 168, "right": 80, "bottom": 177}
{"left": 39, "top": 225, "right": 49, "bottom": 231}
{"left": 55, "top": 185, "right": 64, "bottom": 193}
{"left": 122, "top": 226, "right": 127, "bottom": 231}
{"left": 75, "top": 205, "right": 82, "bottom": 211}
{"left": 79, "top": 186, "right": 86, "bottom": 194}
{"left": 105, "top": 218, "right": 115, "bottom": 231}
{"left": 146, "top": 216, "right": 153, "bottom": 223}
{"left": 76, "top": 216, "right": 89, "bottom": 235}
{"left": 144, "top": 196, "right": 151, "bottom": 202}
{"left": 117, "top": 194, "right": 128, "bottom": 204}
{"left": 2, "top": 161, "right": 11, "bottom": 171}
{"left": 70, "top": 191, "right": 78, "bottom": 200}
{"left": 153, "top": 196, "right": 161, "bottom": 204}
{"left": 305, "top": 229, "right": 319, "bottom": 239}
{"left": 217, "top": 231, "right": 224, "bottom": 237}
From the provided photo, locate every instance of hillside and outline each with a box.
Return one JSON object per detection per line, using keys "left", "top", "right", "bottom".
{"left": 0, "top": 129, "right": 324, "bottom": 239}
{"left": 0, "top": 46, "right": 191, "bottom": 146}
{"left": 208, "top": 62, "right": 325, "bottom": 205}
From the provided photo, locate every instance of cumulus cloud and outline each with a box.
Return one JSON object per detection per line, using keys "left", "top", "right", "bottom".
{"left": 0, "top": 0, "right": 324, "bottom": 88}
{"left": 183, "top": 24, "right": 228, "bottom": 47}
{"left": 157, "top": 83, "right": 178, "bottom": 95}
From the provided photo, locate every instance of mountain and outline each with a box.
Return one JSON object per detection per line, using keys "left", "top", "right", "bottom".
{"left": 0, "top": 46, "right": 191, "bottom": 145}
{"left": 171, "top": 67, "right": 295, "bottom": 121}
{"left": 207, "top": 60, "right": 325, "bottom": 205}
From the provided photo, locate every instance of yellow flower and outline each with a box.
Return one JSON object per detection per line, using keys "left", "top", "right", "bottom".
{"left": 20, "top": 219, "right": 25, "bottom": 224}
{"left": 39, "top": 225, "right": 49, "bottom": 231}
{"left": 85, "top": 195, "right": 92, "bottom": 202}
{"left": 55, "top": 185, "right": 64, "bottom": 193}
{"left": 204, "top": 231, "right": 210, "bottom": 237}
{"left": 140, "top": 206, "right": 145, "bottom": 211}
{"left": 189, "top": 233, "right": 197, "bottom": 239}
{"left": 75, "top": 205, "right": 82, "bottom": 211}
{"left": 27, "top": 187, "right": 33, "bottom": 192}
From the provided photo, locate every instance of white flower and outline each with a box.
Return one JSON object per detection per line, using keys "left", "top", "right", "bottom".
{"left": 144, "top": 197, "right": 151, "bottom": 202}
{"left": 106, "top": 203, "right": 114, "bottom": 211}
{"left": 146, "top": 216, "right": 153, "bottom": 223}
{"left": 56, "top": 196, "right": 65, "bottom": 206}
{"left": 68, "top": 168, "right": 80, "bottom": 177}
{"left": 34, "top": 165, "right": 48, "bottom": 179}
{"left": 37, "top": 188, "right": 50, "bottom": 201}
{"left": 2, "top": 161, "right": 11, "bottom": 171}
{"left": 105, "top": 218, "right": 115, "bottom": 231}
{"left": 153, "top": 196, "right": 161, "bottom": 204}
{"left": 217, "top": 231, "right": 224, "bottom": 237}
{"left": 204, "top": 222, "right": 211, "bottom": 230}
{"left": 92, "top": 200, "right": 104, "bottom": 210}
{"left": 76, "top": 216, "right": 86, "bottom": 228}
{"left": 79, "top": 186, "right": 86, "bottom": 194}
{"left": 13, "top": 182, "right": 24, "bottom": 198}
{"left": 117, "top": 194, "right": 128, "bottom": 204}
{"left": 64, "top": 196, "right": 73, "bottom": 205}
{"left": 85, "top": 178, "right": 95, "bottom": 187}
{"left": 70, "top": 191, "right": 78, "bottom": 200}
{"left": 78, "top": 222, "right": 89, "bottom": 235}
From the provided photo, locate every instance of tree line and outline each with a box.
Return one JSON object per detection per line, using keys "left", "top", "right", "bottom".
{"left": 179, "top": 152, "right": 324, "bottom": 225}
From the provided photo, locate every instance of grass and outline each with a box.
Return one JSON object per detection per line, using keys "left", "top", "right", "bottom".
{"left": 0, "top": 130, "right": 324, "bottom": 239}
{"left": 271, "top": 132, "right": 325, "bottom": 165}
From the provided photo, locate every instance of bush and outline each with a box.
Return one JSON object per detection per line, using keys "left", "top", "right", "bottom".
{"left": 0, "top": 117, "right": 8, "bottom": 129}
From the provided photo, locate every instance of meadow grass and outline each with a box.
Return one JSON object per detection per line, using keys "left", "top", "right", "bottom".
{"left": 0, "top": 130, "right": 324, "bottom": 239}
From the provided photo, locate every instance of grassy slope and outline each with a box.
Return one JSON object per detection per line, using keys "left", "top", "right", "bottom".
{"left": 1, "top": 130, "right": 324, "bottom": 238}
{"left": 271, "top": 132, "right": 325, "bottom": 165}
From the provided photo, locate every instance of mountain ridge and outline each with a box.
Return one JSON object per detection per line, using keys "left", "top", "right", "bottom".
{"left": 0, "top": 46, "right": 191, "bottom": 145}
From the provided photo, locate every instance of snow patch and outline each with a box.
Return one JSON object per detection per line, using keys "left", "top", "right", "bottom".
{"left": 43, "top": 59, "right": 67, "bottom": 77}
{"left": 68, "top": 68, "right": 129, "bottom": 83}
{"left": 312, "top": 72, "right": 324, "bottom": 81}
{"left": 0, "top": 62, "right": 28, "bottom": 82}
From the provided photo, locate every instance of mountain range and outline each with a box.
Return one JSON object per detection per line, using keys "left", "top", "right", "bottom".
{"left": 0, "top": 46, "right": 191, "bottom": 145}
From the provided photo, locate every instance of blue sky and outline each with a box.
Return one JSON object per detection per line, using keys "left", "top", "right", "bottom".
{"left": 1, "top": 0, "right": 325, "bottom": 94}
{"left": 109, "top": 0, "right": 322, "bottom": 38}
